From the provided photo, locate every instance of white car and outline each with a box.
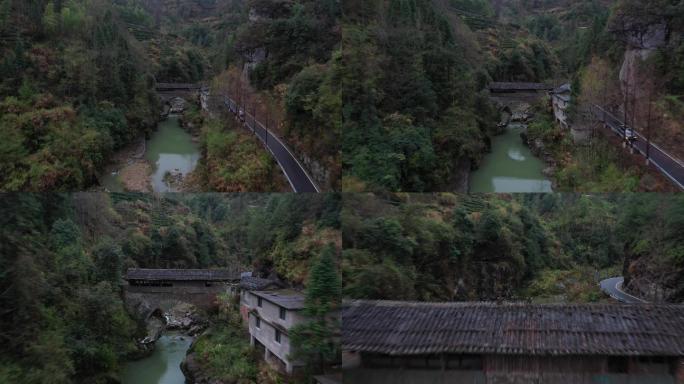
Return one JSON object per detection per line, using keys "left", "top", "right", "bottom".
{"left": 624, "top": 128, "right": 637, "bottom": 141}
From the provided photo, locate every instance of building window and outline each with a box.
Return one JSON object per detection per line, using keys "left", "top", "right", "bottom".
{"left": 256, "top": 317, "right": 261, "bottom": 329}
{"left": 275, "top": 329, "right": 281, "bottom": 344}
{"left": 258, "top": 297, "right": 262, "bottom": 307}
{"left": 279, "top": 307, "right": 286, "bottom": 320}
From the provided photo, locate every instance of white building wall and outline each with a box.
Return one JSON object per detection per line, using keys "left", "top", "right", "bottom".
{"left": 552, "top": 96, "right": 569, "bottom": 128}
{"left": 242, "top": 291, "right": 306, "bottom": 373}
{"left": 249, "top": 314, "right": 298, "bottom": 371}
{"left": 251, "top": 292, "right": 306, "bottom": 328}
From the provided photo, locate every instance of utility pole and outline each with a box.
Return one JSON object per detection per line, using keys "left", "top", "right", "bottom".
{"left": 265, "top": 100, "right": 269, "bottom": 150}
{"left": 252, "top": 99, "right": 257, "bottom": 135}
{"left": 629, "top": 72, "right": 637, "bottom": 154}
{"left": 645, "top": 86, "right": 653, "bottom": 165}
{"left": 237, "top": 78, "right": 242, "bottom": 117}
{"left": 623, "top": 66, "right": 629, "bottom": 148}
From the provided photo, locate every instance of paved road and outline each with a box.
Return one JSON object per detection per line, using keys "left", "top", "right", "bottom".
{"left": 223, "top": 96, "right": 319, "bottom": 193}
{"left": 591, "top": 105, "right": 684, "bottom": 190}
{"left": 600, "top": 277, "right": 648, "bottom": 304}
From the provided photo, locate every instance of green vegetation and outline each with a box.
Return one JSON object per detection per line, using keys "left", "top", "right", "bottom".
{"left": 525, "top": 108, "right": 644, "bottom": 191}
{"left": 230, "top": 0, "right": 342, "bottom": 190}
{"left": 342, "top": 193, "right": 684, "bottom": 302}
{"left": 342, "top": 0, "right": 684, "bottom": 191}
{"left": 0, "top": 1, "right": 159, "bottom": 191}
{"left": 1, "top": 0, "right": 341, "bottom": 191}
{"left": 0, "top": 192, "right": 341, "bottom": 382}
{"left": 196, "top": 117, "right": 286, "bottom": 192}
{"left": 342, "top": 0, "right": 498, "bottom": 191}
{"left": 0, "top": 194, "right": 138, "bottom": 384}
{"left": 190, "top": 302, "right": 260, "bottom": 383}
{"left": 291, "top": 245, "right": 341, "bottom": 375}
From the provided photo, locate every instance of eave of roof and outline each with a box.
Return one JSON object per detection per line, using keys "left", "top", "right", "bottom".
{"left": 251, "top": 289, "right": 305, "bottom": 310}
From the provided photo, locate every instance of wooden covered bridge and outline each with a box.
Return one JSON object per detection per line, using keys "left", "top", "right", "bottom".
{"left": 488, "top": 82, "right": 553, "bottom": 93}
{"left": 343, "top": 300, "right": 684, "bottom": 384}
{"left": 124, "top": 268, "right": 239, "bottom": 313}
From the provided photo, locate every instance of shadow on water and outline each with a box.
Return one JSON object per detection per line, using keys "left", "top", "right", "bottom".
{"left": 121, "top": 334, "right": 193, "bottom": 384}
{"left": 470, "top": 123, "right": 553, "bottom": 193}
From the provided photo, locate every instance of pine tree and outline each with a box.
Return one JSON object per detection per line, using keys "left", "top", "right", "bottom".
{"left": 303, "top": 244, "right": 341, "bottom": 317}
{"left": 290, "top": 244, "right": 340, "bottom": 375}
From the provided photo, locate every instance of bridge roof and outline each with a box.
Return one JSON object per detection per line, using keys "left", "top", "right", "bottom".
{"left": 343, "top": 300, "right": 684, "bottom": 356}
{"left": 489, "top": 82, "right": 552, "bottom": 91}
{"left": 126, "top": 268, "right": 237, "bottom": 281}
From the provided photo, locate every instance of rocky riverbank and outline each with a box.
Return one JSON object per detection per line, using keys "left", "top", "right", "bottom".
{"left": 180, "top": 353, "right": 209, "bottom": 384}
{"left": 520, "top": 130, "right": 558, "bottom": 181}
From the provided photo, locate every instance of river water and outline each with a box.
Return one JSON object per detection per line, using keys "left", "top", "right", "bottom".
{"left": 100, "top": 116, "right": 200, "bottom": 192}
{"left": 146, "top": 116, "right": 200, "bottom": 192}
{"left": 121, "top": 334, "right": 193, "bottom": 384}
{"left": 470, "top": 123, "right": 553, "bottom": 193}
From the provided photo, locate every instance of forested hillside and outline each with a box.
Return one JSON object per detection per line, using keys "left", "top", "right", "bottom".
{"left": 0, "top": 0, "right": 341, "bottom": 192}
{"left": 342, "top": 193, "right": 684, "bottom": 302}
{"left": 0, "top": 192, "right": 341, "bottom": 383}
{"left": 490, "top": 0, "right": 684, "bottom": 190}
{"left": 342, "top": 0, "right": 499, "bottom": 192}
{"left": 0, "top": 0, "right": 160, "bottom": 191}
{"left": 342, "top": 0, "right": 684, "bottom": 192}
{"left": 212, "top": 0, "right": 342, "bottom": 190}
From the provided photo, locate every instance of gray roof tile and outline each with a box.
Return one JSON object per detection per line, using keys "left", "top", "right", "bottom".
{"left": 342, "top": 300, "right": 684, "bottom": 356}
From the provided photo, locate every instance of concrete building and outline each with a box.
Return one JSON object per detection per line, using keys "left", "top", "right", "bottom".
{"left": 552, "top": 83, "right": 572, "bottom": 129}
{"left": 238, "top": 275, "right": 284, "bottom": 323}
{"left": 343, "top": 300, "right": 684, "bottom": 384}
{"left": 243, "top": 289, "right": 306, "bottom": 373}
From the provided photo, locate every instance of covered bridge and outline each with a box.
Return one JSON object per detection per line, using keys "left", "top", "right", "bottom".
{"left": 489, "top": 82, "right": 553, "bottom": 93}
{"left": 342, "top": 300, "right": 684, "bottom": 384}
{"left": 124, "top": 268, "right": 239, "bottom": 310}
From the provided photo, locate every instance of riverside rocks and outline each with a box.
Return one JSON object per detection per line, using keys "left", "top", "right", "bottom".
{"left": 520, "top": 128, "right": 558, "bottom": 180}
{"left": 180, "top": 353, "right": 224, "bottom": 384}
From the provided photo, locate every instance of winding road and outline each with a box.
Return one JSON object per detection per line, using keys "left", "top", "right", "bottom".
{"left": 599, "top": 277, "right": 648, "bottom": 304}
{"left": 155, "top": 83, "right": 320, "bottom": 193}
{"left": 590, "top": 105, "right": 684, "bottom": 190}
{"left": 223, "top": 96, "right": 319, "bottom": 193}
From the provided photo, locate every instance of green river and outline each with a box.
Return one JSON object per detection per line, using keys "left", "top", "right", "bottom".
{"left": 101, "top": 116, "right": 200, "bottom": 192}
{"left": 121, "top": 334, "right": 193, "bottom": 384}
{"left": 147, "top": 116, "right": 200, "bottom": 192}
{"left": 470, "top": 123, "right": 553, "bottom": 193}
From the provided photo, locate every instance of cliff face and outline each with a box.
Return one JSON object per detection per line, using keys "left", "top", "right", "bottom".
{"left": 618, "top": 21, "right": 667, "bottom": 106}
{"left": 625, "top": 254, "right": 684, "bottom": 303}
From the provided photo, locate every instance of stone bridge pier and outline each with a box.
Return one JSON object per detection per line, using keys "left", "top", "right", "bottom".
{"left": 155, "top": 83, "right": 207, "bottom": 116}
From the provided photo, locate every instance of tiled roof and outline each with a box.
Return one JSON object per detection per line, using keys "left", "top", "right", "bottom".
{"left": 240, "top": 276, "right": 283, "bottom": 290}
{"left": 126, "top": 268, "right": 237, "bottom": 281}
{"left": 252, "top": 289, "right": 305, "bottom": 310}
{"left": 554, "top": 93, "right": 571, "bottom": 102}
{"left": 489, "top": 82, "right": 552, "bottom": 91}
{"left": 342, "top": 300, "right": 684, "bottom": 356}
{"left": 553, "top": 83, "right": 571, "bottom": 93}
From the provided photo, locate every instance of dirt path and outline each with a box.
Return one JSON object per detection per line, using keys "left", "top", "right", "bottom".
{"left": 99, "top": 136, "right": 153, "bottom": 192}
{"left": 119, "top": 161, "right": 153, "bottom": 193}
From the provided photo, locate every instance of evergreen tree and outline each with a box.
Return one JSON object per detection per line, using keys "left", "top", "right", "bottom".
{"left": 92, "top": 238, "right": 123, "bottom": 284}
{"left": 290, "top": 244, "right": 341, "bottom": 375}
